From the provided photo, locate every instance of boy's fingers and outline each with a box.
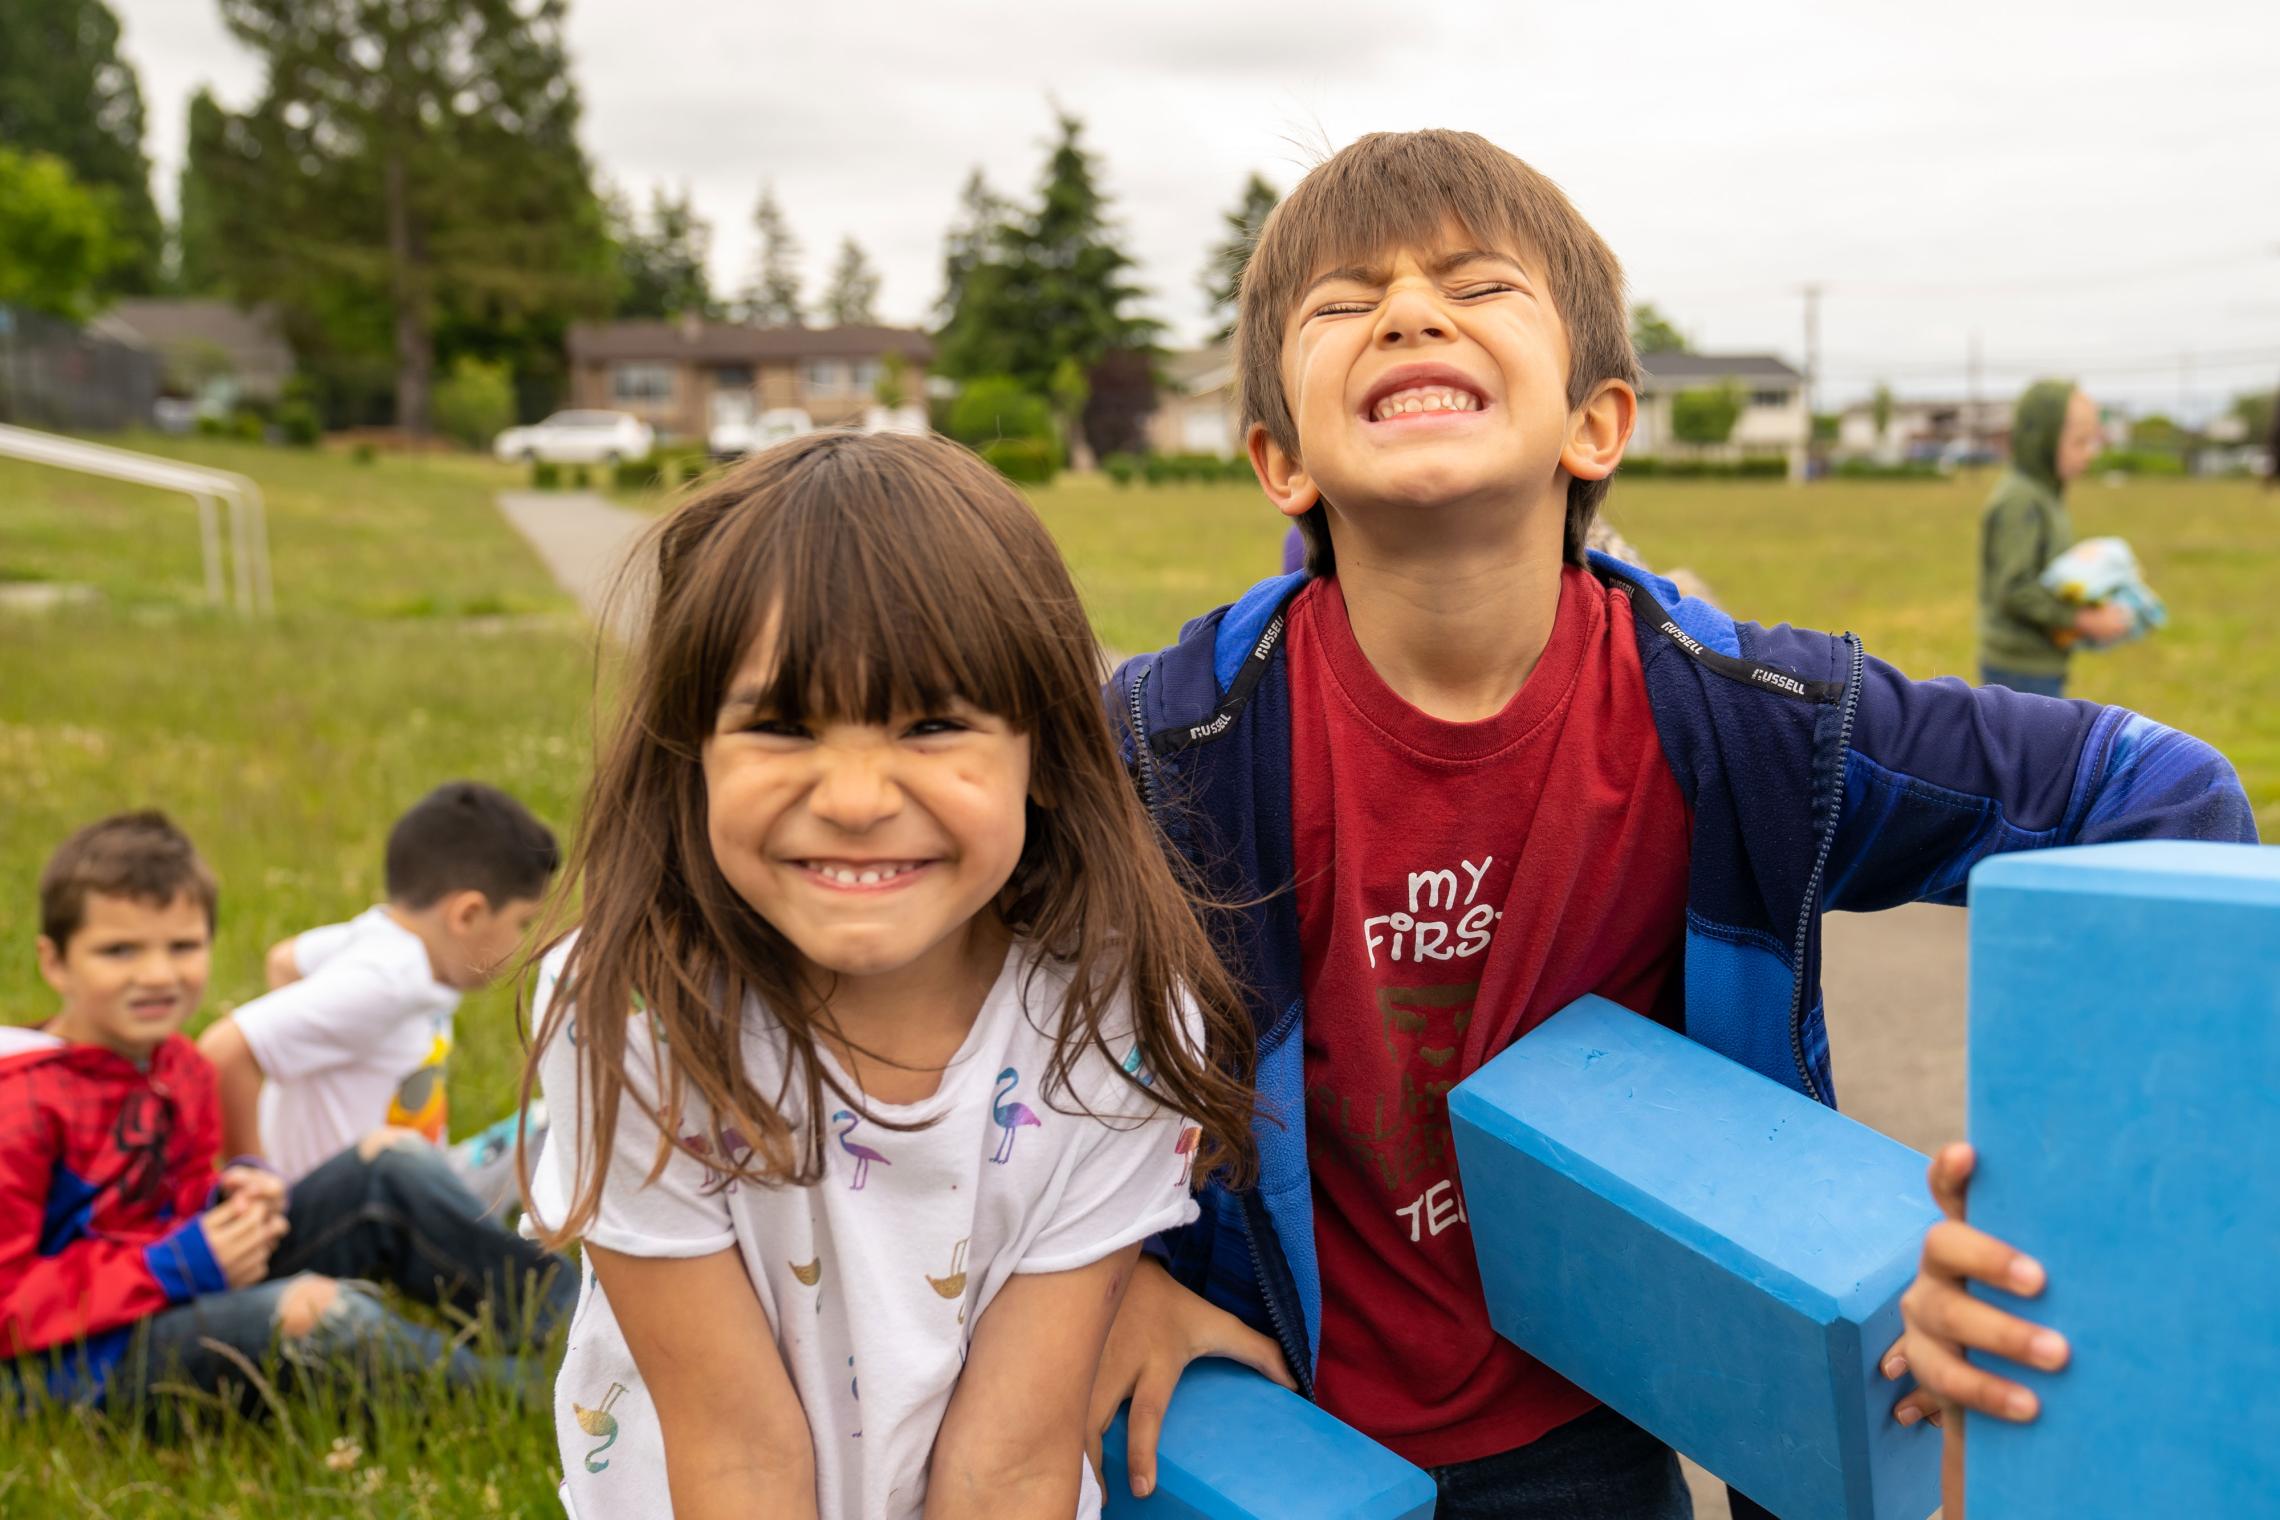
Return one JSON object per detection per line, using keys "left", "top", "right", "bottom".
{"left": 1203, "top": 1318, "right": 1297, "bottom": 1391}
{"left": 1878, "top": 1334, "right": 1907, "bottom": 1380}
{"left": 1921, "top": 1219, "right": 2045, "bottom": 1296}
{"left": 1907, "top": 1283, "right": 2069, "bottom": 1373}
{"left": 1906, "top": 1334, "right": 2040, "bottom": 1422}
{"left": 1890, "top": 1387, "right": 1942, "bottom": 1427}
{"left": 1927, "top": 1143, "right": 1975, "bottom": 1219}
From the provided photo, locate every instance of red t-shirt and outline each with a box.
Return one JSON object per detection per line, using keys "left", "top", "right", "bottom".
{"left": 1289, "top": 566, "right": 1692, "bottom": 1468}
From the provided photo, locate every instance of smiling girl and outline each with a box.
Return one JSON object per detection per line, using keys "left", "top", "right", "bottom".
{"left": 520, "top": 432, "right": 1256, "bottom": 1520}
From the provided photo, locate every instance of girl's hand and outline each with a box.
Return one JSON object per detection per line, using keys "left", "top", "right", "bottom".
{"left": 1897, "top": 1143, "right": 2072, "bottom": 1518}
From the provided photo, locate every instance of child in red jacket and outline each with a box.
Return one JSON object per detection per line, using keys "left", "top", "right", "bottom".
{"left": 1, "top": 812, "right": 562, "bottom": 1411}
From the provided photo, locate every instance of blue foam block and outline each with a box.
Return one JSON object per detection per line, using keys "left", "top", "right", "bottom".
{"left": 1100, "top": 1360, "right": 1436, "bottom": 1520}
{"left": 1447, "top": 996, "right": 1942, "bottom": 1520}
{"left": 1966, "top": 841, "right": 2280, "bottom": 1517}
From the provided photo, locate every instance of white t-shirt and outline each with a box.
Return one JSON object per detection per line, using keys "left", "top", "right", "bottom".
{"left": 528, "top": 937, "right": 1203, "bottom": 1520}
{"left": 234, "top": 907, "right": 461, "bottom": 1181}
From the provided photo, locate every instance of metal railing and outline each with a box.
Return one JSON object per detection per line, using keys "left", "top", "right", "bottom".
{"left": 0, "top": 423, "right": 274, "bottom": 614}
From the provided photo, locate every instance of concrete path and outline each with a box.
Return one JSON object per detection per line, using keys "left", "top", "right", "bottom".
{"left": 499, "top": 485, "right": 1971, "bottom": 1515}
{"left": 497, "top": 489, "right": 652, "bottom": 644}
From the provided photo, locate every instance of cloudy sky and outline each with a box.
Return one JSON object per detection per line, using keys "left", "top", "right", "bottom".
{"left": 112, "top": 0, "right": 2279, "bottom": 417}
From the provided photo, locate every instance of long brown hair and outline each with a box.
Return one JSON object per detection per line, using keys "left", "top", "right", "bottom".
{"left": 522, "top": 431, "right": 1257, "bottom": 1244}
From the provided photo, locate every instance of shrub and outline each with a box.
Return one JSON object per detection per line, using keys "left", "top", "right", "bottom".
{"left": 1622, "top": 454, "right": 1794, "bottom": 480}
{"left": 194, "top": 413, "right": 226, "bottom": 438}
{"left": 1670, "top": 382, "right": 1744, "bottom": 446}
{"left": 570, "top": 464, "right": 592, "bottom": 490}
{"left": 948, "top": 377, "right": 1057, "bottom": 451}
{"left": 1221, "top": 453, "right": 1256, "bottom": 484}
{"left": 613, "top": 455, "right": 660, "bottom": 492}
{"left": 229, "top": 408, "right": 265, "bottom": 442}
{"left": 531, "top": 460, "right": 562, "bottom": 490}
{"left": 2090, "top": 449, "right": 2186, "bottom": 477}
{"left": 1830, "top": 457, "right": 1943, "bottom": 480}
{"left": 432, "top": 356, "right": 516, "bottom": 451}
{"left": 980, "top": 437, "right": 1057, "bottom": 485}
{"left": 1102, "top": 452, "right": 1141, "bottom": 487}
{"left": 275, "top": 400, "right": 320, "bottom": 447}
{"left": 350, "top": 442, "right": 378, "bottom": 466}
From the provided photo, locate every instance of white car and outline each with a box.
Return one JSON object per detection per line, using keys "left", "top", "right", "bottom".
{"left": 708, "top": 407, "right": 814, "bottom": 459}
{"left": 494, "top": 410, "right": 655, "bottom": 465}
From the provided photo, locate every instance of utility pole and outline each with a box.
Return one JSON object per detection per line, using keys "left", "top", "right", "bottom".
{"left": 1800, "top": 283, "right": 1822, "bottom": 481}
{"left": 1967, "top": 330, "right": 1983, "bottom": 458}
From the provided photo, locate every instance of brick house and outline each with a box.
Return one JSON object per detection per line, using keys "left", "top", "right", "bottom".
{"left": 565, "top": 318, "right": 934, "bottom": 441}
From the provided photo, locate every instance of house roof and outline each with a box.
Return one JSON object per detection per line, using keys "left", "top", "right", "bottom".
{"left": 1160, "top": 343, "right": 1235, "bottom": 397}
{"left": 568, "top": 321, "right": 934, "bottom": 365}
{"left": 95, "top": 299, "right": 294, "bottom": 381}
{"left": 1638, "top": 351, "right": 1803, "bottom": 388}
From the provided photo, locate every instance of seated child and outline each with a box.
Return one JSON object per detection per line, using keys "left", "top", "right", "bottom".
{"left": 200, "top": 780, "right": 555, "bottom": 1216}
{"left": 0, "top": 812, "right": 557, "bottom": 1411}
{"left": 522, "top": 431, "right": 1258, "bottom": 1519}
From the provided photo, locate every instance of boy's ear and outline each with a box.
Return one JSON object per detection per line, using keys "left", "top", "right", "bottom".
{"left": 34, "top": 935, "right": 68, "bottom": 996}
{"left": 1247, "top": 422, "right": 1319, "bottom": 521}
{"left": 443, "top": 888, "right": 491, "bottom": 934}
{"left": 1561, "top": 378, "right": 1637, "bottom": 483}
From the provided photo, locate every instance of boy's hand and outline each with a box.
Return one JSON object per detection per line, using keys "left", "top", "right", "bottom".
{"left": 1897, "top": 1143, "right": 2072, "bottom": 1518}
{"left": 215, "top": 1164, "right": 287, "bottom": 1223}
{"left": 1082, "top": 1255, "right": 1295, "bottom": 1499}
{"left": 2071, "top": 602, "right": 2133, "bottom": 645}
{"left": 201, "top": 1195, "right": 288, "bottom": 1289}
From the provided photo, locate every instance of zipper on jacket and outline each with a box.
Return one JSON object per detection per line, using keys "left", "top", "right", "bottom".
{"left": 1127, "top": 667, "right": 1157, "bottom": 810}
{"left": 1786, "top": 633, "right": 1865, "bottom": 1104}
{"left": 1237, "top": 1189, "right": 1315, "bottom": 1399}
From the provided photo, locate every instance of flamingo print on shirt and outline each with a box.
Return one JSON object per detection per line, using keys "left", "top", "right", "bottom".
{"left": 990, "top": 1067, "right": 1043, "bottom": 1164}
{"left": 831, "top": 1109, "right": 890, "bottom": 1190}
{"left": 574, "top": 1383, "right": 628, "bottom": 1472}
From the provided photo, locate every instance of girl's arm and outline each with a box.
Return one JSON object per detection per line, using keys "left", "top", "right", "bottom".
{"left": 588, "top": 1242, "right": 819, "bottom": 1520}
{"left": 926, "top": 1243, "right": 1141, "bottom": 1520}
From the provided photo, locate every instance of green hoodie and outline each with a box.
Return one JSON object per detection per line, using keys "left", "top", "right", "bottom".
{"left": 1977, "top": 379, "right": 2081, "bottom": 674}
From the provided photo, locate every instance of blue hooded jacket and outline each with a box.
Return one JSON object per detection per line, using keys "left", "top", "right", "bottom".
{"left": 1109, "top": 552, "right": 2257, "bottom": 1397}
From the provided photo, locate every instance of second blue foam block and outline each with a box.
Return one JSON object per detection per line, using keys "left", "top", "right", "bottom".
{"left": 1101, "top": 1359, "right": 1437, "bottom": 1520}
{"left": 1448, "top": 996, "right": 1942, "bottom": 1520}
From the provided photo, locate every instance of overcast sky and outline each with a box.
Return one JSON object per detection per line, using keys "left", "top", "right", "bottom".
{"left": 112, "top": 0, "right": 2279, "bottom": 417}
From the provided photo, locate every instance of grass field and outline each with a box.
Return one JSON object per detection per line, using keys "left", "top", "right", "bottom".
{"left": 0, "top": 439, "right": 2273, "bottom": 1515}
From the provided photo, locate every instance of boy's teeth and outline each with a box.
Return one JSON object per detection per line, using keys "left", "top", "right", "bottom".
{"left": 1373, "top": 387, "right": 1479, "bottom": 421}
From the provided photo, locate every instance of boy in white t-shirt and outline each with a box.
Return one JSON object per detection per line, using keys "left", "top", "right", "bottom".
{"left": 196, "top": 782, "right": 573, "bottom": 1338}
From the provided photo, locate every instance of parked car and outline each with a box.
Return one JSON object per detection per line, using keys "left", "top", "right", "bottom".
{"left": 494, "top": 410, "right": 655, "bottom": 465}
{"left": 708, "top": 407, "right": 814, "bottom": 459}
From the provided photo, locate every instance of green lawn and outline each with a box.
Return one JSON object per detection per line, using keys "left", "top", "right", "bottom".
{"left": 0, "top": 442, "right": 2272, "bottom": 1514}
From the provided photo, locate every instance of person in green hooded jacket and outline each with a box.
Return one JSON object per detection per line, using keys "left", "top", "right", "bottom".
{"left": 1977, "top": 380, "right": 2133, "bottom": 696}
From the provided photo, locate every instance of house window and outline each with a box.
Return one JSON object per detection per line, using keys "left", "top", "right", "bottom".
{"left": 850, "top": 359, "right": 883, "bottom": 394}
{"left": 710, "top": 365, "right": 753, "bottom": 390}
{"left": 803, "top": 359, "right": 850, "bottom": 396}
{"left": 613, "top": 363, "right": 674, "bottom": 402}
{"left": 1751, "top": 389, "right": 1792, "bottom": 409}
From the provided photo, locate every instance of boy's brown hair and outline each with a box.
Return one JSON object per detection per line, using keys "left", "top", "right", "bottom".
{"left": 38, "top": 810, "right": 219, "bottom": 947}
{"left": 1236, "top": 129, "right": 1638, "bottom": 574}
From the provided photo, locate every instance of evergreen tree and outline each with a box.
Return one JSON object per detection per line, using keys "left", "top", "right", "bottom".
{"left": 191, "top": 0, "right": 614, "bottom": 432}
{"left": 0, "top": 0, "right": 161, "bottom": 293}
{"left": 935, "top": 167, "right": 1007, "bottom": 326}
{"left": 934, "top": 110, "right": 1161, "bottom": 455}
{"left": 738, "top": 185, "right": 804, "bottom": 326}
{"left": 607, "top": 184, "right": 716, "bottom": 319}
{"left": 821, "top": 235, "right": 881, "bottom": 326}
{"left": 172, "top": 89, "right": 228, "bottom": 296}
{"left": 1630, "top": 302, "right": 1689, "bottom": 355}
{"left": 1201, "top": 172, "right": 1277, "bottom": 343}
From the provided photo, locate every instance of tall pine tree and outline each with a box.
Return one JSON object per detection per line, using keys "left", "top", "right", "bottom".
{"left": 607, "top": 185, "right": 716, "bottom": 319}
{"left": 0, "top": 0, "right": 161, "bottom": 294}
{"left": 1201, "top": 172, "right": 1277, "bottom": 343}
{"left": 821, "top": 236, "right": 881, "bottom": 326}
{"left": 738, "top": 185, "right": 804, "bottom": 326}
{"left": 935, "top": 168, "right": 1007, "bottom": 326}
{"left": 190, "top": 0, "right": 613, "bottom": 432}
{"left": 934, "top": 110, "right": 1160, "bottom": 455}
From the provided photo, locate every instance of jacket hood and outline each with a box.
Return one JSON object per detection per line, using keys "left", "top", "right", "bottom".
{"left": 2010, "top": 378, "right": 2078, "bottom": 493}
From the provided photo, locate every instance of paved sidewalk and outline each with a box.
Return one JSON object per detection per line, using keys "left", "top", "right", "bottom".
{"left": 497, "top": 490, "right": 651, "bottom": 643}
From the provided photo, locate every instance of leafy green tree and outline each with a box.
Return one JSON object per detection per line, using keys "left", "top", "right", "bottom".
{"left": 0, "top": 0, "right": 160, "bottom": 293}
{"left": 1201, "top": 172, "right": 1277, "bottom": 342}
{"left": 738, "top": 185, "right": 803, "bottom": 326}
{"left": 821, "top": 236, "right": 881, "bottom": 326}
{"left": 1630, "top": 302, "right": 1688, "bottom": 355}
{"left": 874, "top": 350, "right": 909, "bottom": 408}
{"left": 1670, "top": 380, "right": 1744, "bottom": 446}
{"left": 191, "top": 0, "right": 614, "bottom": 433}
{"left": 935, "top": 110, "right": 1161, "bottom": 455}
{"left": 606, "top": 184, "right": 716, "bottom": 319}
{"left": 1871, "top": 383, "right": 1895, "bottom": 443}
{"left": 2231, "top": 389, "right": 2275, "bottom": 449}
{"left": 0, "top": 148, "right": 119, "bottom": 317}
{"left": 947, "top": 376, "right": 1056, "bottom": 451}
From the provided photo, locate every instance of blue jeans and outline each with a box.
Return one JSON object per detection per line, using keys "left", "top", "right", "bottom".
{"left": 1980, "top": 665, "right": 2067, "bottom": 698}
{"left": 1427, "top": 1405, "right": 1694, "bottom": 1519}
{"left": 11, "top": 1142, "right": 575, "bottom": 1412}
